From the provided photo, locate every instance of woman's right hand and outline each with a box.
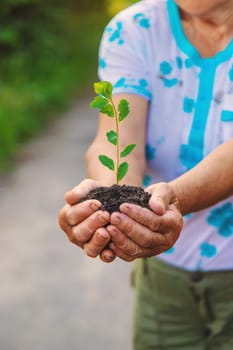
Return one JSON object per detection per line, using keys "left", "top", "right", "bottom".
{"left": 58, "top": 179, "right": 116, "bottom": 263}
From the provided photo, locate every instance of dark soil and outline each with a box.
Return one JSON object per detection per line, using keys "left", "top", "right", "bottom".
{"left": 84, "top": 184, "right": 151, "bottom": 213}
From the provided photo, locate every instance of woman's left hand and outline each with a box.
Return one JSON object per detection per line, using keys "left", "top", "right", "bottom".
{"left": 106, "top": 182, "right": 183, "bottom": 262}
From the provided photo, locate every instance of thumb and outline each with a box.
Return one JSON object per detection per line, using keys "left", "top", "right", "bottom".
{"left": 145, "top": 182, "right": 176, "bottom": 215}
{"left": 64, "top": 178, "right": 101, "bottom": 205}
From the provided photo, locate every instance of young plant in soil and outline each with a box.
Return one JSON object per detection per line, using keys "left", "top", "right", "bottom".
{"left": 85, "top": 81, "right": 151, "bottom": 213}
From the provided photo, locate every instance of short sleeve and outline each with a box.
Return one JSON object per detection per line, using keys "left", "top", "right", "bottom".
{"left": 98, "top": 9, "right": 153, "bottom": 100}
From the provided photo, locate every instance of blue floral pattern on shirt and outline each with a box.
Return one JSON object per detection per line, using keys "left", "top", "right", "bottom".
{"left": 207, "top": 203, "right": 233, "bottom": 237}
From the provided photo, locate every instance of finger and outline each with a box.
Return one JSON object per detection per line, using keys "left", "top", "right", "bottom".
{"left": 109, "top": 240, "right": 162, "bottom": 261}
{"left": 68, "top": 210, "right": 110, "bottom": 246}
{"left": 58, "top": 200, "right": 102, "bottom": 238}
{"left": 146, "top": 182, "right": 178, "bottom": 214}
{"left": 110, "top": 212, "right": 174, "bottom": 249}
{"left": 120, "top": 202, "right": 182, "bottom": 235}
{"left": 107, "top": 224, "right": 141, "bottom": 259}
{"left": 65, "top": 199, "right": 101, "bottom": 226}
{"left": 58, "top": 203, "right": 77, "bottom": 235}
{"left": 100, "top": 248, "right": 116, "bottom": 263}
{"left": 110, "top": 212, "right": 163, "bottom": 248}
{"left": 108, "top": 226, "right": 173, "bottom": 260}
{"left": 120, "top": 203, "right": 162, "bottom": 232}
{"left": 64, "top": 179, "right": 101, "bottom": 205}
{"left": 158, "top": 205, "right": 183, "bottom": 236}
{"left": 109, "top": 242, "right": 135, "bottom": 262}
{"left": 83, "top": 227, "right": 111, "bottom": 258}
{"left": 107, "top": 222, "right": 164, "bottom": 258}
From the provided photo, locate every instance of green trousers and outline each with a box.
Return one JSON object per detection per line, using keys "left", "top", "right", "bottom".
{"left": 132, "top": 258, "right": 233, "bottom": 350}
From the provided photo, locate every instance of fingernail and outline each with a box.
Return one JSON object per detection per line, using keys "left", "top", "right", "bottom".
{"left": 106, "top": 253, "right": 114, "bottom": 260}
{"left": 107, "top": 225, "right": 118, "bottom": 236}
{"left": 121, "top": 204, "right": 131, "bottom": 213}
{"left": 111, "top": 214, "right": 121, "bottom": 225}
{"left": 90, "top": 201, "right": 101, "bottom": 211}
{"left": 97, "top": 229, "right": 109, "bottom": 239}
{"left": 104, "top": 254, "right": 115, "bottom": 262}
{"left": 97, "top": 212, "right": 109, "bottom": 224}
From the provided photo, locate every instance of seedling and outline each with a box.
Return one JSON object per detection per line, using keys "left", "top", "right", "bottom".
{"left": 90, "top": 81, "right": 136, "bottom": 185}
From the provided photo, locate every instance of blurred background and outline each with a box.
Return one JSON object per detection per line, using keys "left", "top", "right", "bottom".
{"left": 0, "top": 1, "right": 137, "bottom": 349}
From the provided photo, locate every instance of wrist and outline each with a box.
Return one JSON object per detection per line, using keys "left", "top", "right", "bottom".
{"left": 169, "top": 177, "right": 200, "bottom": 216}
{"left": 169, "top": 181, "right": 186, "bottom": 215}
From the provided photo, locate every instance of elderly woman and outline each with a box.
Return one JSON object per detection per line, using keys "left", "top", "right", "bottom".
{"left": 59, "top": 0, "right": 233, "bottom": 349}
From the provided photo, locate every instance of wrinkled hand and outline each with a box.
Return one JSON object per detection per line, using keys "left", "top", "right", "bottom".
{"left": 58, "top": 179, "right": 116, "bottom": 263}
{"left": 106, "top": 182, "right": 183, "bottom": 262}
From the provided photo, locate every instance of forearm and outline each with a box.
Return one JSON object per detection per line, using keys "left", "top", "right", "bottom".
{"left": 169, "top": 140, "right": 233, "bottom": 215}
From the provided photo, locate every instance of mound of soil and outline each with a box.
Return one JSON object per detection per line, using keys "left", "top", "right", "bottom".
{"left": 84, "top": 184, "right": 151, "bottom": 213}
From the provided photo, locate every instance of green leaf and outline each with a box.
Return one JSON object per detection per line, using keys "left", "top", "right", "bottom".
{"left": 94, "top": 81, "right": 113, "bottom": 99}
{"left": 106, "top": 130, "right": 118, "bottom": 145}
{"left": 90, "top": 96, "right": 108, "bottom": 109}
{"left": 120, "top": 144, "right": 136, "bottom": 158}
{"left": 98, "top": 155, "right": 115, "bottom": 171}
{"left": 118, "top": 99, "right": 130, "bottom": 122}
{"left": 100, "top": 103, "right": 114, "bottom": 117}
{"left": 117, "top": 162, "right": 128, "bottom": 182}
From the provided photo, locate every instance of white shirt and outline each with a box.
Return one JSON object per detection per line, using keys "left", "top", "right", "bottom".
{"left": 98, "top": 0, "right": 233, "bottom": 271}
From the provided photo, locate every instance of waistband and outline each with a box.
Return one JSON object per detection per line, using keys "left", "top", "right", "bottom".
{"left": 144, "top": 257, "right": 233, "bottom": 284}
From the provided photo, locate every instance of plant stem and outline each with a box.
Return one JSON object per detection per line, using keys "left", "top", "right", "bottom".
{"left": 110, "top": 97, "right": 119, "bottom": 185}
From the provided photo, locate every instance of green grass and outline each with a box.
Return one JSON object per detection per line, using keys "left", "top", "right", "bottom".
{"left": 0, "top": 11, "right": 109, "bottom": 171}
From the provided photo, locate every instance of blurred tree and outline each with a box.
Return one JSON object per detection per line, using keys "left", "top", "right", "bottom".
{"left": 0, "top": 0, "right": 112, "bottom": 57}
{"left": 106, "top": 0, "right": 138, "bottom": 16}
{"left": 0, "top": 0, "right": 67, "bottom": 55}
{"left": 0, "top": 0, "right": 110, "bottom": 171}
{"left": 69, "top": 0, "right": 107, "bottom": 12}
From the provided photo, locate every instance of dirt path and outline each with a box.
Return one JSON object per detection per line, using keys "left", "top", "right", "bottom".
{"left": 0, "top": 98, "right": 133, "bottom": 350}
